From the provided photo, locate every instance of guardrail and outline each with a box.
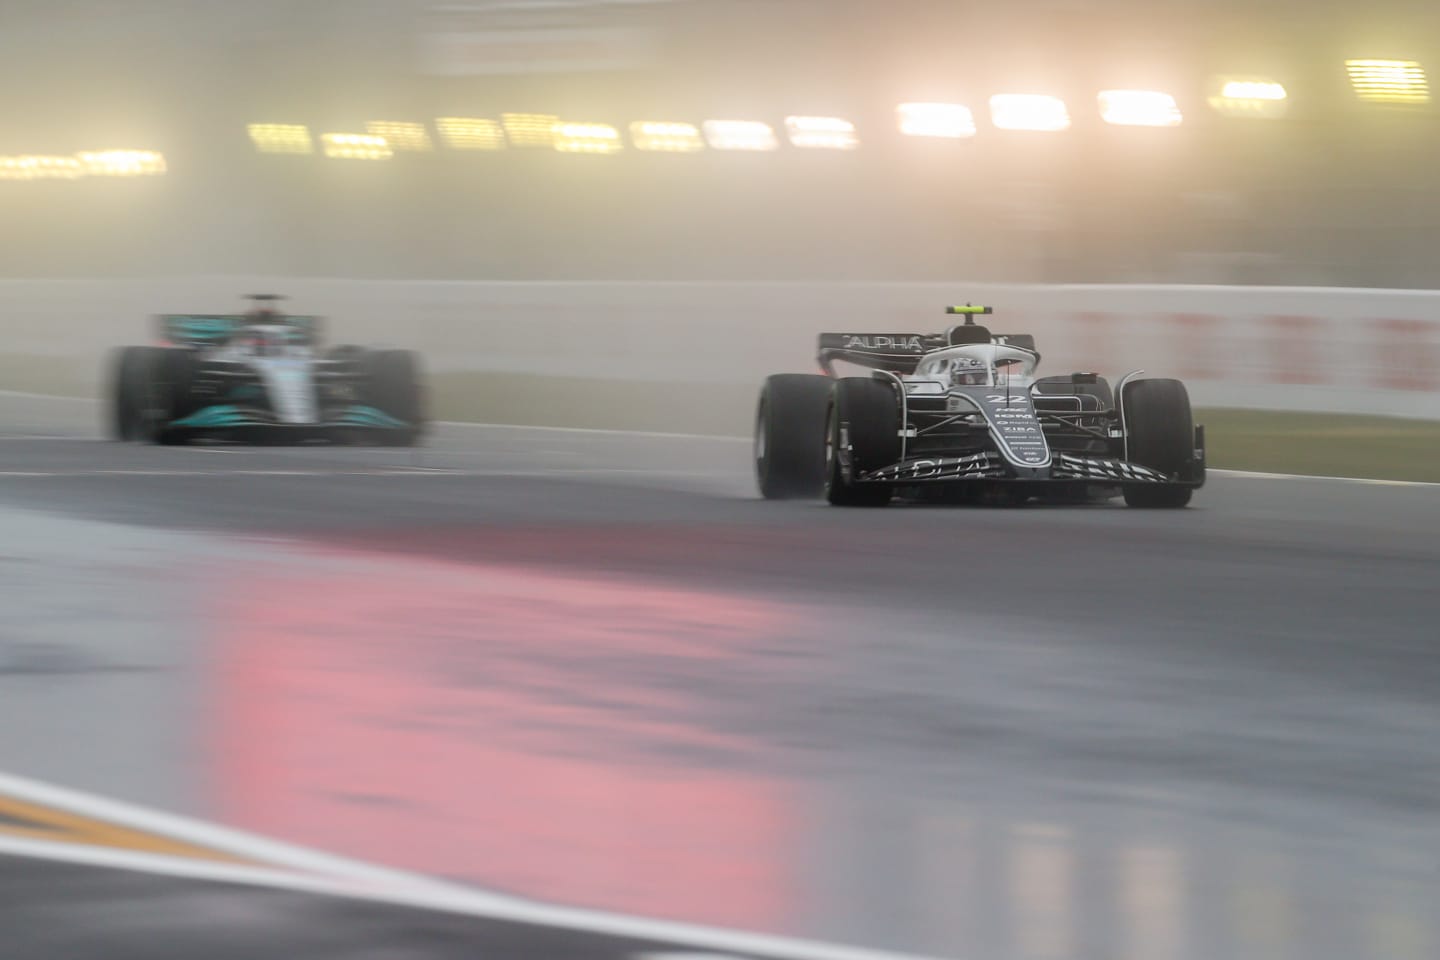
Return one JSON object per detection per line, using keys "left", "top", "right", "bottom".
{"left": 3, "top": 278, "right": 1438, "bottom": 418}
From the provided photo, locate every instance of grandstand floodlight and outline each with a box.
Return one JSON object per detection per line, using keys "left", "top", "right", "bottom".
{"left": 896, "top": 102, "right": 977, "bottom": 139}
{"left": 784, "top": 115, "right": 860, "bottom": 150}
{"left": 1345, "top": 59, "right": 1429, "bottom": 104}
{"left": 435, "top": 117, "right": 506, "bottom": 151}
{"left": 553, "top": 122, "right": 624, "bottom": 155}
{"left": 988, "top": 94, "right": 1071, "bottom": 132}
{"left": 247, "top": 124, "right": 314, "bottom": 155}
{"left": 1207, "top": 78, "right": 1289, "bottom": 119}
{"left": 320, "top": 133, "right": 393, "bottom": 160}
{"left": 702, "top": 120, "right": 779, "bottom": 152}
{"left": 0, "top": 155, "right": 85, "bottom": 180}
{"left": 366, "top": 121, "right": 433, "bottom": 152}
{"left": 502, "top": 113, "right": 560, "bottom": 148}
{"left": 76, "top": 150, "right": 167, "bottom": 176}
{"left": 1098, "top": 90, "right": 1184, "bottom": 127}
{"left": 630, "top": 121, "right": 705, "bottom": 152}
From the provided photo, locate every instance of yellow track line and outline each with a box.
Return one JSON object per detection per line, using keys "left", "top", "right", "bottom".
{"left": 0, "top": 794, "right": 249, "bottom": 863}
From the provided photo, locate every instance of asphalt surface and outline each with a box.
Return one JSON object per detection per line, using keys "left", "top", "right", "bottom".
{"left": 1, "top": 393, "right": 1439, "bottom": 959}
{"left": 1, "top": 854, "right": 804, "bottom": 960}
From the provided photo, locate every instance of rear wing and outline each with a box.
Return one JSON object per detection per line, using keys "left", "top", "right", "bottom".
{"left": 157, "top": 314, "right": 240, "bottom": 347}
{"left": 156, "top": 314, "right": 323, "bottom": 347}
{"left": 817, "top": 333, "right": 945, "bottom": 374}
{"left": 817, "top": 305, "right": 1037, "bottom": 374}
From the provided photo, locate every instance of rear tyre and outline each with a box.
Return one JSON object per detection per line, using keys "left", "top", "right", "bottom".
{"left": 361, "top": 349, "right": 426, "bottom": 446}
{"left": 755, "top": 374, "right": 831, "bottom": 499}
{"left": 1122, "top": 378, "right": 1195, "bottom": 508}
{"left": 825, "top": 377, "right": 900, "bottom": 507}
{"left": 107, "top": 347, "right": 145, "bottom": 441}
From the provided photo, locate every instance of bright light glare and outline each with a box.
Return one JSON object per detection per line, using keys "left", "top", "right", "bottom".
{"left": 1208, "top": 78, "right": 1289, "bottom": 118}
{"left": 366, "top": 121, "right": 432, "bottom": 152}
{"left": 896, "top": 102, "right": 976, "bottom": 138}
{"left": 502, "top": 113, "right": 560, "bottom": 148}
{"left": 988, "top": 94, "right": 1071, "bottom": 132}
{"left": 1345, "top": 59, "right": 1430, "bottom": 104}
{"left": 435, "top": 117, "right": 506, "bottom": 151}
{"left": 702, "top": 120, "right": 779, "bottom": 152}
{"left": 77, "top": 150, "right": 167, "bottom": 176}
{"left": 321, "top": 133, "right": 392, "bottom": 160}
{"left": 630, "top": 121, "right": 705, "bottom": 153}
{"left": 785, "top": 115, "right": 859, "bottom": 150}
{"left": 247, "top": 124, "right": 313, "bottom": 155}
{"left": 1098, "top": 90, "right": 1184, "bottom": 127}
{"left": 1222, "top": 80, "right": 1287, "bottom": 102}
{"left": 0, "top": 155, "right": 85, "bottom": 180}
{"left": 553, "top": 122, "right": 623, "bottom": 155}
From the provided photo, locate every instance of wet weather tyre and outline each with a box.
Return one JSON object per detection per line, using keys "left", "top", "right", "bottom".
{"left": 755, "top": 374, "right": 831, "bottom": 499}
{"left": 361, "top": 349, "right": 426, "bottom": 446}
{"left": 108, "top": 347, "right": 145, "bottom": 441}
{"left": 1122, "top": 378, "right": 1194, "bottom": 508}
{"left": 825, "top": 377, "right": 900, "bottom": 507}
{"left": 140, "top": 348, "right": 199, "bottom": 445}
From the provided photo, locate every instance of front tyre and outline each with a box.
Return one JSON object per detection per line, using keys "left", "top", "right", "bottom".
{"left": 361, "top": 349, "right": 427, "bottom": 446}
{"left": 825, "top": 377, "right": 900, "bottom": 507}
{"left": 1122, "top": 378, "right": 1196, "bottom": 509}
{"left": 755, "top": 374, "right": 831, "bottom": 499}
{"left": 135, "top": 348, "right": 199, "bottom": 446}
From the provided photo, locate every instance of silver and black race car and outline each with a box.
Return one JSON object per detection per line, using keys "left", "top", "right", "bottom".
{"left": 108, "top": 295, "right": 426, "bottom": 445}
{"left": 754, "top": 305, "right": 1205, "bottom": 507}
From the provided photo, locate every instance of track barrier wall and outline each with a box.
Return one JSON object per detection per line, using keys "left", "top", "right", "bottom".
{"left": 3, "top": 278, "right": 1439, "bottom": 419}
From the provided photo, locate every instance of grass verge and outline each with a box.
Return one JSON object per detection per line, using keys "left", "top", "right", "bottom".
{"left": 1195, "top": 407, "right": 1440, "bottom": 483}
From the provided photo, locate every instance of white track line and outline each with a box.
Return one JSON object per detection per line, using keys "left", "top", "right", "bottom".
{"left": 0, "top": 770, "right": 495, "bottom": 891}
{"left": 1210, "top": 469, "right": 1440, "bottom": 488}
{"left": 0, "top": 771, "right": 944, "bottom": 960}
{"left": 439, "top": 420, "right": 750, "bottom": 443}
{"left": 7, "top": 390, "right": 1436, "bottom": 487}
{"left": 0, "top": 390, "right": 95, "bottom": 405}
{"left": 0, "top": 470, "right": 457, "bottom": 478}
{"left": 0, "top": 468, "right": 729, "bottom": 479}
{"left": 0, "top": 389, "right": 750, "bottom": 443}
{"left": 4, "top": 466, "right": 1433, "bottom": 488}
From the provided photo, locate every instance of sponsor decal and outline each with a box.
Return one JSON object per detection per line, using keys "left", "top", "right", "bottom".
{"left": 1266, "top": 314, "right": 1328, "bottom": 385}
{"left": 972, "top": 391, "right": 1051, "bottom": 467}
{"left": 842, "top": 335, "right": 925, "bottom": 353}
{"left": 1170, "top": 313, "right": 1224, "bottom": 381}
{"left": 1374, "top": 318, "right": 1440, "bottom": 391}
{"left": 865, "top": 452, "right": 1003, "bottom": 483}
{"left": 1053, "top": 453, "right": 1172, "bottom": 483}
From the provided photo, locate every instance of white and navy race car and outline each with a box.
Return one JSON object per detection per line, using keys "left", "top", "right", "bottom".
{"left": 108, "top": 295, "right": 425, "bottom": 445}
{"left": 754, "top": 305, "right": 1205, "bottom": 507}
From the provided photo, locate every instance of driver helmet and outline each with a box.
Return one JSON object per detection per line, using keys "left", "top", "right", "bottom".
{"left": 949, "top": 357, "right": 988, "bottom": 386}
{"left": 242, "top": 328, "right": 284, "bottom": 356}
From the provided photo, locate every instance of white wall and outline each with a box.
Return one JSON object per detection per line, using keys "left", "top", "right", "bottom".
{"left": 4, "top": 277, "right": 1439, "bottom": 418}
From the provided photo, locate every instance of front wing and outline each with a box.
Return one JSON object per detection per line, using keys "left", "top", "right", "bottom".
{"left": 861, "top": 451, "right": 1195, "bottom": 486}
{"left": 164, "top": 403, "right": 415, "bottom": 441}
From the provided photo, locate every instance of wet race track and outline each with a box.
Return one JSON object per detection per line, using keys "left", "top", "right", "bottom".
{"left": 1, "top": 393, "right": 1439, "bottom": 960}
